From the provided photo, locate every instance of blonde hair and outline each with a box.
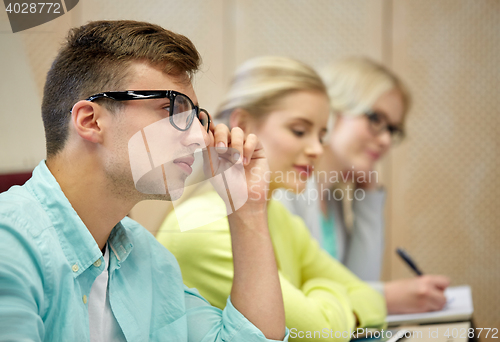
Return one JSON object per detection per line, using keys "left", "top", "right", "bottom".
{"left": 322, "top": 57, "right": 411, "bottom": 125}
{"left": 215, "top": 56, "right": 327, "bottom": 124}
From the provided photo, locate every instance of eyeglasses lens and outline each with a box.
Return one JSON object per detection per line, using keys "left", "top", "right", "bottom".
{"left": 367, "top": 113, "right": 385, "bottom": 132}
{"left": 198, "top": 109, "right": 210, "bottom": 130}
{"left": 367, "top": 112, "right": 404, "bottom": 144}
{"left": 172, "top": 94, "right": 194, "bottom": 130}
{"left": 172, "top": 93, "right": 209, "bottom": 132}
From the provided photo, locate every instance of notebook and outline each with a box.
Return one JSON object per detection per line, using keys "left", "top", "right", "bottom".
{"left": 386, "top": 285, "right": 473, "bottom": 326}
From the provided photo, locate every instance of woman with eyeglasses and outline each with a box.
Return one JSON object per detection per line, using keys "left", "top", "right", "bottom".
{"left": 278, "top": 57, "right": 450, "bottom": 315}
{"left": 157, "top": 56, "right": 386, "bottom": 340}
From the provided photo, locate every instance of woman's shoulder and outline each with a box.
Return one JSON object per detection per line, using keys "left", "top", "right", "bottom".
{"left": 159, "top": 191, "right": 229, "bottom": 234}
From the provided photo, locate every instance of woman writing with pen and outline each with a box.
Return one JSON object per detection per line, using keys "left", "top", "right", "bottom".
{"left": 278, "top": 57, "right": 450, "bottom": 314}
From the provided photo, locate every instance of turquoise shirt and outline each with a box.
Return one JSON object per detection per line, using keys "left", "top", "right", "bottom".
{"left": 0, "top": 161, "right": 288, "bottom": 342}
{"left": 320, "top": 213, "right": 338, "bottom": 259}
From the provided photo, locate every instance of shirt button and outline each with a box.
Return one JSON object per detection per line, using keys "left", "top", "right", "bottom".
{"left": 82, "top": 295, "right": 87, "bottom": 304}
{"left": 72, "top": 264, "right": 79, "bottom": 272}
{"left": 93, "top": 259, "right": 102, "bottom": 267}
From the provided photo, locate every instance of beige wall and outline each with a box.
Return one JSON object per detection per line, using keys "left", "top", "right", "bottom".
{"left": 1, "top": 0, "right": 498, "bottom": 335}
{"left": 389, "top": 0, "right": 500, "bottom": 336}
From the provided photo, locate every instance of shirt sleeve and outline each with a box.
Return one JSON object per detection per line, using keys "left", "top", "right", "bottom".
{"left": 282, "top": 212, "right": 387, "bottom": 335}
{"left": 159, "top": 194, "right": 386, "bottom": 342}
{"left": 0, "top": 216, "right": 45, "bottom": 342}
{"left": 184, "top": 287, "right": 289, "bottom": 342}
{"left": 343, "top": 189, "right": 386, "bottom": 281}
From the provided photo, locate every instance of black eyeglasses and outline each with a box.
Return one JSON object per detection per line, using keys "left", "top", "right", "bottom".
{"left": 78, "top": 90, "right": 211, "bottom": 133}
{"left": 365, "top": 111, "right": 405, "bottom": 144}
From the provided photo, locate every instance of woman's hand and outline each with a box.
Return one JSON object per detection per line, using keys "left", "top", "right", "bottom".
{"left": 384, "top": 275, "right": 451, "bottom": 314}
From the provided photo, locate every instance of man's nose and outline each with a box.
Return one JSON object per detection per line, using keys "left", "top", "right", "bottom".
{"left": 179, "top": 121, "right": 208, "bottom": 149}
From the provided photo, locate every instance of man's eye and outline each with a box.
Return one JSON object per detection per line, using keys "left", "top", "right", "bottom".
{"left": 163, "top": 106, "right": 171, "bottom": 113}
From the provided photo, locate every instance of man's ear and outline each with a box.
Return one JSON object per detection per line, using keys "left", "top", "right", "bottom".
{"left": 70, "top": 100, "right": 103, "bottom": 144}
{"left": 229, "top": 108, "right": 255, "bottom": 135}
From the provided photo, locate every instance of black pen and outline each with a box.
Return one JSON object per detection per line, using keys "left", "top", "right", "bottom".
{"left": 396, "top": 248, "right": 424, "bottom": 276}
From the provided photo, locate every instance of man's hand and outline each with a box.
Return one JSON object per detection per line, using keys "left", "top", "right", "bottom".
{"left": 208, "top": 123, "right": 285, "bottom": 340}
{"left": 209, "top": 124, "right": 269, "bottom": 210}
{"left": 384, "top": 275, "right": 451, "bottom": 314}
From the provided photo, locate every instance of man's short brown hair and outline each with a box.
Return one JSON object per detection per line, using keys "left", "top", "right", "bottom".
{"left": 42, "top": 20, "right": 201, "bottom": 158}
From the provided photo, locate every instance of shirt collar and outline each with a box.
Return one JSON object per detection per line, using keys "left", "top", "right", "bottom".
{"left": 108, "top": 220, "right": 134, "bottom": 266}
{"left": 27, "top": 160, "right": 133, "bottom": 276}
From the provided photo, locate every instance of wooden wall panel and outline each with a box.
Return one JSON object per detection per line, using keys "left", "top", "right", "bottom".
{"left": 0, "top": 8, "right": 49, "bottom": 173}
{"left": 232, "top": 0, "right": 385, "bottom": 72}
{"left": 390, "top": 0, "right": 500, "bottom": 335}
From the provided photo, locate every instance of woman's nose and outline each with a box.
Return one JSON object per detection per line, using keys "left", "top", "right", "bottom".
{"left": 305, "top": 137, "right": 324, "bottom": 159}
{"left": 377, "top": 129, "right": 392, "bottom": 150}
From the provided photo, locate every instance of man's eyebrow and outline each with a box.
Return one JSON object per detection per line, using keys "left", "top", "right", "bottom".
{"left": 152, "top": 98, "right": 171, "bottom": 105}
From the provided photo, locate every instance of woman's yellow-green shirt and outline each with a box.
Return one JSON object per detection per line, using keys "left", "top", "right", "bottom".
{"left": 157, "top": 191, "right": 386, "bottom": 341}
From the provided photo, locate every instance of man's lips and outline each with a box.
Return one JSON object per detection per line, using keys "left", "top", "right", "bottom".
{"left": 293, "top": 165, "right": 313, "bottom": 178}
{"left": 173, "top": 157, "right": 194, "bottom": 175}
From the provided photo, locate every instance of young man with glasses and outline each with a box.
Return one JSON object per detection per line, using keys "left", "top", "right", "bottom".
{"left": 0, "top": 20, "right": 287, "bottom": 341}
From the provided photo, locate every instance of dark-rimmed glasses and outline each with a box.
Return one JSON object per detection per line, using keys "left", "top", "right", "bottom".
{"left": 365, "top": 111, "right": 405, "bottom": 144}
{"left": 77, "top": 90, "right": 211, "bottom": 133}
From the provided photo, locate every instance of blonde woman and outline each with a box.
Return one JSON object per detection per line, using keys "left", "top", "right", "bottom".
{"left": 278, "top": 57, "right": 450, "bottom": 314}
{"left": 157, "top": 56, "right": 386, "bottom": 340}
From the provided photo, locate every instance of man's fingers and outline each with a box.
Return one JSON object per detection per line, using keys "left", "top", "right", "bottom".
{"left": 230, "top": 127, "right": 244, "bottom": 163}
{"left": 242, "top": 134, "right": 259, "bottom": 165}
{"left": 213, "top": 124, "right": 230, "bottom": 152}
{"left": 212, "top": 125, "right": 262, "bottom": 165}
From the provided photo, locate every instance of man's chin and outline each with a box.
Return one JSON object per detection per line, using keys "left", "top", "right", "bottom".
{"left": 133, "top": 168, "right": 188, "bottom": 201}
{"left": 139, "top": 187, "right": 185, "bottom": 202}
{"left": 167, "top": 187, "right": 185, "bottom": 201}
